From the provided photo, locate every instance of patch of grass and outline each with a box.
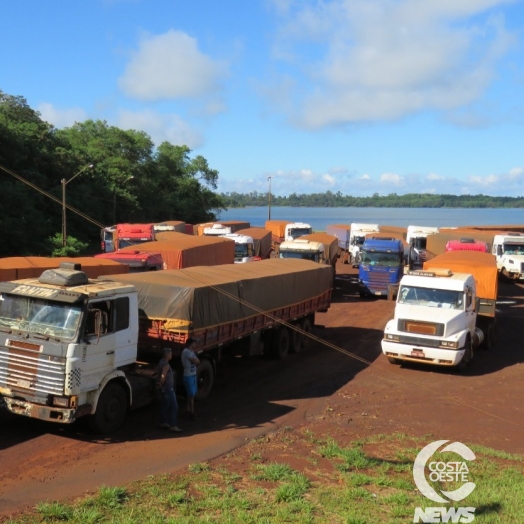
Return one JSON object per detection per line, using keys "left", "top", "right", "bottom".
{"left": 8, "top": 432, "right": 524, "bottom": 524}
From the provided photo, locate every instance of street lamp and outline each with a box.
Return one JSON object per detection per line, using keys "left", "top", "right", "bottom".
{"left": 113, "top": 175, "right": 134, "bottom": 224}
{"left": 62, "top": 164, "right": 94, "bottom": 247}
{"left": 267, "top": 176, "right": 273, "bottom": 221}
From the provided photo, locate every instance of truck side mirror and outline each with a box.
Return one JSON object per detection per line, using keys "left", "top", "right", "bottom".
{"left": 475, "top": 297, "right": 480, "bottom": 313}
{"left": 496, "top": 245, "right": 502, "bottom": 256}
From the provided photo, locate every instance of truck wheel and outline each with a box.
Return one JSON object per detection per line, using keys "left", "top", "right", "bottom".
{"left": 300, "top": 318, "right": 313, "bottom": 350}
{"left": 456, "top": 337, "right": 473, "bottom": 372}
{"left": 88, "top": 382, "right": 128, "bottom": 433}
{"left": 272, "top": 327, "right": 290, "bottom": 359}
{"left": 291, "top": 323, "right": 304, "bottom": 354}
{"left": 481, "top": 320, "right": 497, "bottom": 350}
{"left": 195, "top": 359, "right": 214, "bottom": 400}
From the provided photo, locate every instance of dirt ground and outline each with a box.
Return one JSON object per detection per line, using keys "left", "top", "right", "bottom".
{"left": 1, "top": 262, "right": 523, "bottom": 520}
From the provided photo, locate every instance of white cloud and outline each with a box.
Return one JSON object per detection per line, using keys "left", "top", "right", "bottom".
{"left": 119, "top": 30, "right": 228, "bottom": 108}
{"left": 322, "top": 173, "right": 336, "bottom": 185}
{"left": 427, "top": 173, "right": 445, "bottom": 181}
{"left": 269, "top": 0, "right": 516, "bottom": 128}
{"left": 469, "top": 167, "right": 524, "bottom": 190}
{"left": 117, "top": 109, "right": 204, "bottom": 148}
{"left": 359, "top": 174, "right": 371, "bottom": 180}
{"left": 37, "top": 103, "right": 87, "bottom": 128}
{"left": 380, "top": 172, "right": 405, "bottom": 185}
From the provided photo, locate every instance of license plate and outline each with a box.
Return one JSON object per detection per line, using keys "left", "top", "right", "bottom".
{"left": 411, "top": 349, "right": 425, "bottom": 358}
{"left": 17, "top": 379, "right": 31, "bottom": 389}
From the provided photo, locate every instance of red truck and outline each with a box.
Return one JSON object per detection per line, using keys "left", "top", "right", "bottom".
{"left": 445, "top": 238, "right": 489, "bottom": 253}
{"left": 114, "top": 223, "right": 155, "bottom": 250}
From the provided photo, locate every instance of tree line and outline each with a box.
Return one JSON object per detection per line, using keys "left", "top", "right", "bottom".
{"left": 220, "top": 191, "right": 524, "bottom": 209}
{"left": 0, "top": 91, "right": 226, "bottom": 257}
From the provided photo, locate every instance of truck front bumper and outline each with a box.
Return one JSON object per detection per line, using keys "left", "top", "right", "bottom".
{"left": 4, "top": 397, "right": 77, "bottom": 424}
{"left": 381, "top": 340, "right": 465, "bottom": 366}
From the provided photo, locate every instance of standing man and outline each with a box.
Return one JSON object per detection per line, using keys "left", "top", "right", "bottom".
{"left": 181, "top": 337, "right": 200, "bottom": 420}
{"left": 156, "top": 347, "right": 182, "bottom": 432}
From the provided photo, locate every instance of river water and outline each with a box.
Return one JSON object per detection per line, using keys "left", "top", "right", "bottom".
{"left": 217, "top": 207, "right": 524, "bottom": 232}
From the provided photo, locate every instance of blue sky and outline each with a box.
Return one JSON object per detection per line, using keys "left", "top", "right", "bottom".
{"left": 1, "top": 0, "right": 523, "bottom": 197}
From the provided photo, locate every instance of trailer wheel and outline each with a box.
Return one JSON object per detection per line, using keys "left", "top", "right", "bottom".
{"left": 272, "top": 327, "right": 290, "bottom": 359}
{"left": 300, "top": 318, "right": 313, "bottom": 350}
{"left": 88, "top": 382, "right": 128, "bottom": 434}
{"left": 291, "top": 323, "right": 304, "bottom": 354}
{"left": 481, "top": 320, "right": 497, "bottom": 350}
{"left": 195, "top": 359, "right": 214, "bottom": 400}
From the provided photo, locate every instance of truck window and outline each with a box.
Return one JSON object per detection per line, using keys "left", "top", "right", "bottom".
{"left": 85, "top": 297, "right": 129, "bottom": 338}
{"left": 398, "top": 286, "right": 463, "bottom": 309}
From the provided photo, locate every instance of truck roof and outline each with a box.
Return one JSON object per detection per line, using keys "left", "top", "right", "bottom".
{"left": 362, "top": 238, "right": 404, "bottom": 251}
{"left": 299, "top": 233, "right": 339, "bottom": 263}
{"left": 400, "top": 271, "right": 475, "bottom": 292}
{"left": 423, "top": 251, "right": 497, "bottom": 300}
{"left": 280, "top": 239, "right": 324, "bottom": 252}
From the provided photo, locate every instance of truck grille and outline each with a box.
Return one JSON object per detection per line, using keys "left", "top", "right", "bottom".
{"left": 398, "top": 335, "right": 441, "bottom": 348}
{"left": 368, "top": 272, "right": 392, "bottom": 293}
{"left": 398, "top": 319, "right": 444, "bottom": 336}
{"left": 0, "top": 342, "right": 66, "bottom": 396}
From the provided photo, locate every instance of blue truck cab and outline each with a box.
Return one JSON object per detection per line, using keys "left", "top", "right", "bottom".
{"left": 358, "top": 237, "right": 404, "bottom": 299}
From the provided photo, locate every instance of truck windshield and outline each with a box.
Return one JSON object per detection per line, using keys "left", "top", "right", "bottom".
{"left": 288, "top": 228, "right": 311, "bottom": 239}
{"left": 360, "top": 251, "right": 400, "bottom": 267}
{"left": 234, "top": 244, "right": 253, "bottom": 257}
{"left": 0, "top": 293, "right": 82, "bottom": 340}
{"left": 503, "top": 243, "right": 524, "bottom": 255}
{"left": 398, "top": 286, "right": 463, "bottom": 310}
{"left": 280, "top": 252, "right": 319, "bottom": 262}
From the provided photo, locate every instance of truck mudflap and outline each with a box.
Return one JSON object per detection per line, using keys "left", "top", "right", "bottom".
{"left": 3, "top": 397, "right": 77, "bottom": 423}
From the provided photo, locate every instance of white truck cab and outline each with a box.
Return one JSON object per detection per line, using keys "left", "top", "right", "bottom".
{"left": 284, "top": 222, "right": 312, "bottom": 241}
{"left": 492, "top": 234, "right": 524, "bottom": 280}
{"left": 349, "top": 223, "right": 380, "bottom": 267}
{"left": 203, "top": 223, "right": 232, "bottom": 236}
{"left": 406, "top": 225, "right": 439, "bottom": 268}
{"left": 221, "top": 233, "right": 256, "bottom": 263}
{"left": 279, "top": 239, "right": 325, "bottom": 263}
{"left": 382, "top": 269, "right": 478, "bottom": 367}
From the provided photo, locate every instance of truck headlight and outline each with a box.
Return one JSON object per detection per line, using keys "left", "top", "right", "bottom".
{"left": 53, "top": 396, "right": 72, "bottom": 408}
{"left": 440, "top": 340, "right": 459, "bottom": 349}
{"left": 386, "top": 334, "right": 400, "bottom": 341}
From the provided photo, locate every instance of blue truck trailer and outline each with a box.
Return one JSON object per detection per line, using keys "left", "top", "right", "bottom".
{"left": 358, "top": 237, "right": 404, "bottom": 299}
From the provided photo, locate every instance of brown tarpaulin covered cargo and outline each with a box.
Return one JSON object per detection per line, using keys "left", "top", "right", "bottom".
{"left": 426, "top": 230, "right": 500, "bottom": 257}
{"left": 235, "top": 228, "right": 273, "bottom": 258}
{"left": 265, "top": 220, "right": 292, "bottom": 238}
{"left": 423, "top": 251, "right": 498, "bottom": 300}
{"left": 100, "top": 259, "right": 333, "bottom": 330}
{"left": 299, "top": 233, "right": 339, "bottom": 265}
{"left": 0, "top": 257, "right": 128, "bottom": 281}
{"left": 120, "top": 235, "right": 235, "bottom": 269}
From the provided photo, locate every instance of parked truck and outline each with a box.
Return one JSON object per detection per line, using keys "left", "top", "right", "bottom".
{"left": 221, "top": 233, "right": 256, "bottom": 263}
{"left": 358, "top": 237, "right": 404, "bottom": 299}
{"left": 382, "top": 251, "right": 498, "bottom": 369}
{"left": 445, "top": 238, "right": 489, "bottom": 253}
{"left": 279, "top": 233, "right": 338, "bottom": 269}
{"left": 114, "top": 223, "right": 155, "bottom": 250}
{"left": 236, "top": 228, "right": 273, "bottom": 260}
{"left": 100, "top": 226, "right": 116, "bottom": 253}
{"left": 265, "top": 220, "right": 313, "bottom": 255}
{"left": 492, "top": 234, "right": 524, "bottom": 280}
{"left": 349, "top": 223, "right": 380, "bottom": 267}
{"left": 326, "top": 224, "right": 351, "bottom": 264}
{"left": 0, "top": 259, "right": 333, "bottom": 432}
{"left": 95, "top": 250, "right": 163, "bottom": 272}
{"left": 406, "top": 225, "right": 439, "bottom": 268}
{"left": 153, "top": 221, "right": 186, "bottom": 233}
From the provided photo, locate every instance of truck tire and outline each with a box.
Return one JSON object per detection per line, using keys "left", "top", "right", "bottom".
{"left": 88, "top": 382, "right": 128, "bottom": 433}
{"left": 300, "top": 317, "right": 313, "bottom": 350}
{"left": 481, "top": 320, "right": 497, "bottom": 350}
{"left": 291, "top": 323, "right": 304, "bottom": 354}
{"left": 272, "top": 327, "right": 290, "bottom": 359}
{"left": 456, "top": 337, "right": 473, "bottom": 372}
{"left": 195, "top": 359, "right": 214, "bottom": 400}
{"left": 387, "top": 356, "right": 400, "bottom": 364}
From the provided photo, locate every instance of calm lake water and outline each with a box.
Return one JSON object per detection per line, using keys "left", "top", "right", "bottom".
{"left": 217, "top": 207, "right": 524, "bottom": 232}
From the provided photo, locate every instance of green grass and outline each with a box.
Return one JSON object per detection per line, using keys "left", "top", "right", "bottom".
{"left": 4, "top": 432, "right": 524, "bottom": 524}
